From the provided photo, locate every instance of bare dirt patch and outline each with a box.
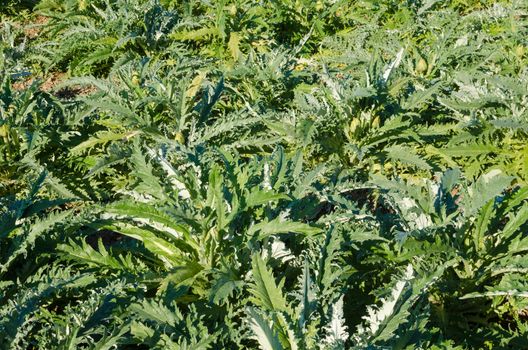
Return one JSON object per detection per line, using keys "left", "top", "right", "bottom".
{"left": 12, "top": 72, "right": 97, "bottom": 99}
{"left": 11, "top": 15, "right": 96, "bottom": 99}
{"left": 23, "top": 15, "right": 48, "bottom": 39}
{"left": 11, "top": 77, "right": 34, "bottom": 91}
{"left": 43, "top": 73, "right": 98, "bottom": 99}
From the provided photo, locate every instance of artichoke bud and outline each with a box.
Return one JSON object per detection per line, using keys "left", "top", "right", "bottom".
{"left": 174, "top": 132, "right": 185, "bottom": 144}
{"left": 0, "top": 124, "right": 8, "bottom": 138}
{"left": 416, "top": 58, "right": 428, "bottom": 74}
{"left": 349, "top": 118, "right": 361, "bottom": 134}
{"left": 131, "top": 73, "right": 140, "bottom": 86}
{"left": 371, "top": 115, "right": 380, "bottom": 128}
{"left": 7, "top": 105, "right": 16, "bottom": 115}
{"left": 515, "top": 45, "right": 525, "bottom": 58}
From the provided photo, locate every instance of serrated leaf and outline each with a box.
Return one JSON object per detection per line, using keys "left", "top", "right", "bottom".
{"left": 249, "top": 254, "right": 288, "bottom": 313}
{"left": 246, "top": 307, "right": 283, "bottom": 350}
{"left": 386, "top": 145, "right": 431, "bottom": 170}
{"left": 248, "top": 219, "right": 322, "bottom": 240}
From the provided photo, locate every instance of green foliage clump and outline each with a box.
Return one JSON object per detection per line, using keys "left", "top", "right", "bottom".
{"left": 2, "top": 0, "right": 528, "bottom": 349}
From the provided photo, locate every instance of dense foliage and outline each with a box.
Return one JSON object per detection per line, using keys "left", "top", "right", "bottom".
{"left": 1, "top": 0, "right": 528, "bottom": 348}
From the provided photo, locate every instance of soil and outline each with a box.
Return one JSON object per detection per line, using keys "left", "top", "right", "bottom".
{"left": 12, "top": 72, "right": 97, "bottom": 99}
{"left": 41, "top": 72, "right": 98, "bottom": 99}
{"left": 11, "top": 77, "right": 33, "bottom": 91}
{"left": 23, "top": 15, "right": 48, "bottom": 39}
{"left": 11, "top": 15, "right": 97, "bottom": 99}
